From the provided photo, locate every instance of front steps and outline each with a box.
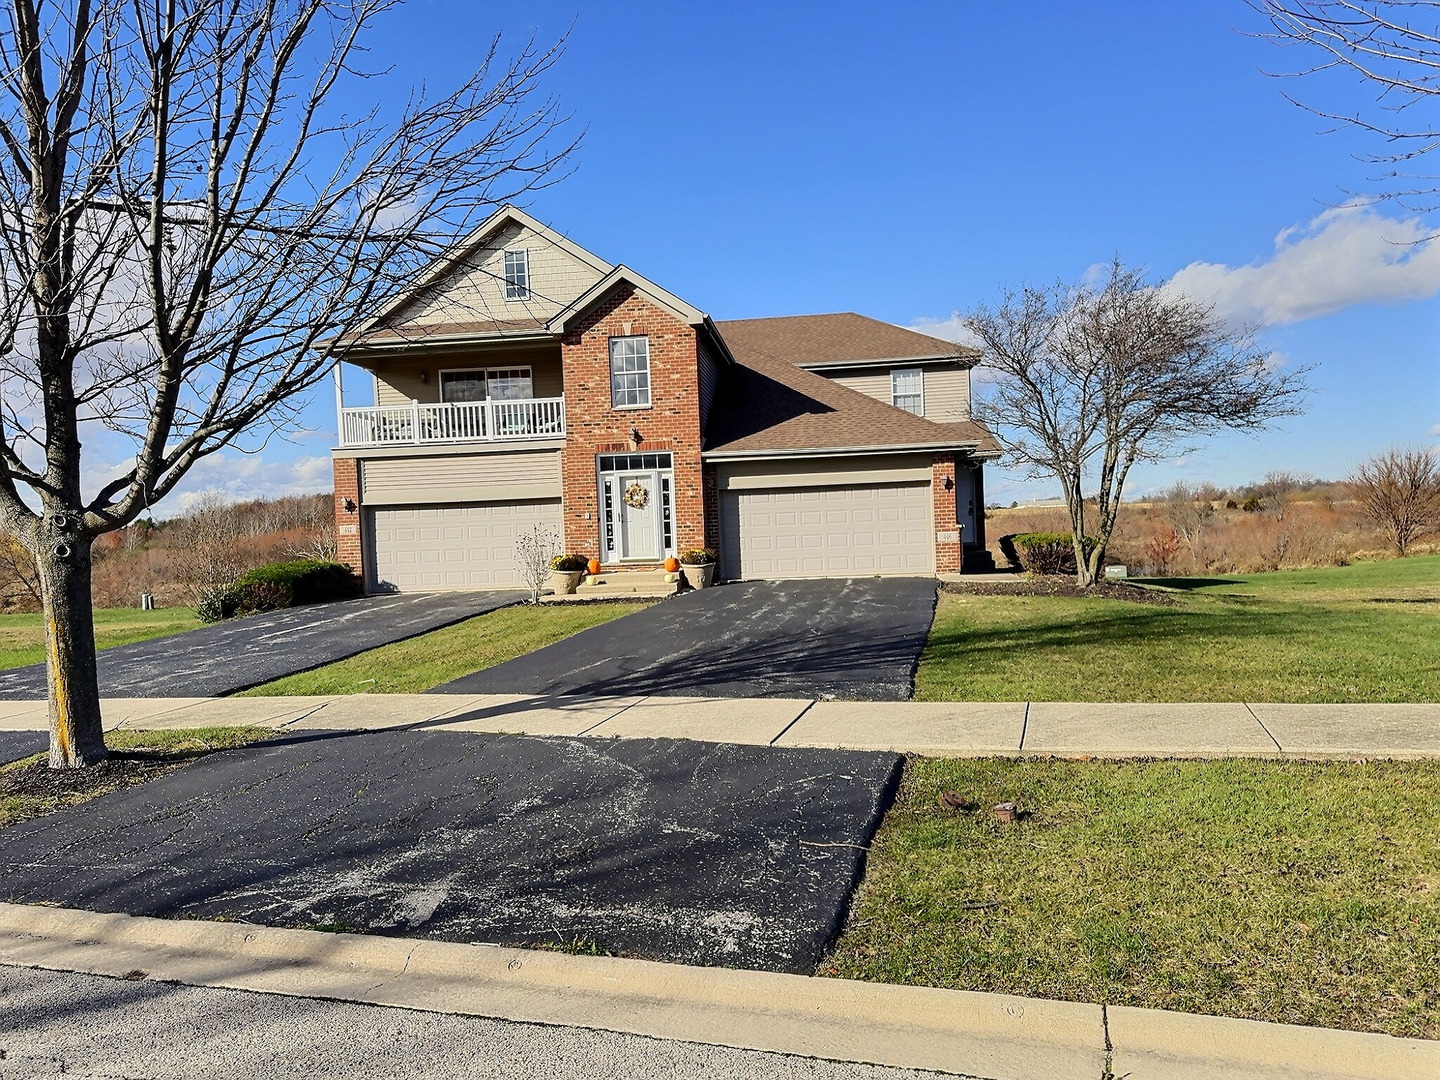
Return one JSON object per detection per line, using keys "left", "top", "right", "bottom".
{"left": 542, "top": 568, "right": 681, "bottom": 603}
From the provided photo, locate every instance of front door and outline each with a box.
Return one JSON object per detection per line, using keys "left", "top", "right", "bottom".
{"left": 617, "top": 471, "right": 661, "bottom": 560}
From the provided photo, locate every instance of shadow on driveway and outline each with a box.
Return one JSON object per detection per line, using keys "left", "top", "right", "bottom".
{"left": 433, "top": 578, "right": 939, "bottom": 701}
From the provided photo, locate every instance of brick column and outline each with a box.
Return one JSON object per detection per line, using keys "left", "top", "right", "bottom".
{"left": 932, "top": 453, "right": 961, "bottom": 574}
{"left": 333, "top": 457, "right": 363, "bottom": 583}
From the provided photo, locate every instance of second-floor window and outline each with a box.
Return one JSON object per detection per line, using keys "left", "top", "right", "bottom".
{"left": 441, "top": 367, "right": 533, "bottom": 402}
{"left": 610, "top": 335, "right": 651, "bottom": 408}
{"left": 891, "top": 368, "right": 923, "bottom": 415}
{"left": 503, "top": 249, "right": 529, "bottom": 299}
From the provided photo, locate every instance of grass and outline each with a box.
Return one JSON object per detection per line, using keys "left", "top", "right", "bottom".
{"left": 241, "top": 601, "right": 648, "bottom": 695}
{"left": 0, "top": 726, "right": 267, "bottom": 830}
{"left": 826, "top": 757, "right": 1440, "bottom": 1039}
{"left": 919, "top": 556, "right": 1439, "bottom": 702}
{"left": 0, "top": 607, "right": 199, "bottom": 672}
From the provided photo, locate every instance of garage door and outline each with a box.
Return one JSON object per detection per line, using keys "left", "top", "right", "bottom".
{"left": 368, "top": 501, "right": 562, "bottom": 591}
{"left": 719, "top": 483, "right": 932, "bottom": 580}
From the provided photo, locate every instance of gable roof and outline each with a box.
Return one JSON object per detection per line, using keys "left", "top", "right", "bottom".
{"left": 549, "top": 264, "right": 706, "bottom": 332}
{"left": 339, "top": 205, "right": 613, "bottom": 350}
{"left": 716, "top": 312, "right": 979, "bottom": 370}
{"left": 706, "top": 314, "right": 998, "bottom": 458}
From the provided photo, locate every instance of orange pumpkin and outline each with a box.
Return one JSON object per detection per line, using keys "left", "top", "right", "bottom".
{"left": 587, "top": 557, "right": 602, "bottom": 576}
{"left": 664, "top": 556, "right": 680, "bottom": 573}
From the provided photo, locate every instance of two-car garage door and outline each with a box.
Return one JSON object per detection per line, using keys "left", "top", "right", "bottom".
{"left": 368, "top": 501, "right": 561, "bottom": 591}
{"left": 719, "top": 482, "right": 932, "bottom": 580}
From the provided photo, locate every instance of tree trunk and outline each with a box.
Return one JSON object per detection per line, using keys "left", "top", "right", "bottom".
{"left": 37, "top": 535, "right": 106, "bottom": 768}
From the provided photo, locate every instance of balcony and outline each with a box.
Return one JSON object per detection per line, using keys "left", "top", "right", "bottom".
{"left": 337, "top": 396, "right": 566, "bottom": 448}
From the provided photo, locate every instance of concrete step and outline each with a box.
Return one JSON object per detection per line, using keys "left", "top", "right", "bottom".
{"left": 543, "top": 569, "right": 680, "bottom": 602}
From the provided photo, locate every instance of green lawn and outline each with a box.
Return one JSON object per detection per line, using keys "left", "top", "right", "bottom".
{"left": 0, "top": 607, "right": 199, "bottom": 672}
{"left": 242, "top": 601, "right": 648, "bottom": 695}
{"left": 826, "top": 757, "right": 1440, "bottom": 1039}
{"left": 919, "top": 557, "right": 1439, "bottom": 702}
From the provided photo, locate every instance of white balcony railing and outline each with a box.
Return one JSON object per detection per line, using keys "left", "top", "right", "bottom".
{"left": 338, "top": 396, "right": 565, "bottom": 447}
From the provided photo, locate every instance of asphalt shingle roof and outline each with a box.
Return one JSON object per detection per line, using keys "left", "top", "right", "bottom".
{"left": 707, "top": 313, "right": 999, "bottom": 456}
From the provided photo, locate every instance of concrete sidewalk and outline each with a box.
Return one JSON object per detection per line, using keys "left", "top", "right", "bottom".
{"left": 2, "top": 695, "right": 1438, "bottom": 758}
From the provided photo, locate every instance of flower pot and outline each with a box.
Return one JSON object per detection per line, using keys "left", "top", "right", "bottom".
{"left": 681, "top": 562, "right": 715, "bottom": 590}
{"left": 550, "top": 569, "right": 583, "bottom": 595}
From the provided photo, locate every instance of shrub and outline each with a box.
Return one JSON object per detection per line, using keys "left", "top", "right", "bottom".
{"left": 550, "top": 554, "right": 589, "bottom": 572}
{"left": 1009, "top": 532, "right": 1097, "bottom": 575}
{"left": 229, "top": 559, "right": 361, "bottom": 615}
{"left": 680, "top": 548, "right": 715, "bottom": 565}
{"left": 196, "top": 583, "right": 241, "bottom": 623}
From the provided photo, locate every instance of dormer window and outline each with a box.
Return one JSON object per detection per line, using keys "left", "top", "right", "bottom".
{"left": 891, "top": 368, "right": 923, "bottom": 415}
{"left": 503, "top": 249, "right": 530, "bottom": 299}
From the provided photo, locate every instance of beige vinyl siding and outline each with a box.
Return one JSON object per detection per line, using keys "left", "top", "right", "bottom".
{"left": 824, "top": 363, "right": 971, "bottom": 422}
{"left": 715, "top": 454, "right": 932, "bottom": 491}
{"left": 374, "top": 348, "right": 563, "bottom": 407}
{"left": 360, "top": 449, "right": 561, "bottom": 505}
{"left": 389, "top": 220, "right": 606, "bottom": 328}
{"left": 698, "top": 338, "right": 721, "bottom": 428}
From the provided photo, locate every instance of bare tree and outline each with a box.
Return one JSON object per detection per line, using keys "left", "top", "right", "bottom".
{"left": 0, "top": 1, "right": 575, "bottom": 766}
{"left": 966, "top": 261, "right": 1309, "bottom": 586}
{"left": 514, "top": 524, "right": 560, "bottom": 604}
{"left": 1256, "top": 2, "right": 1440, "bottom": 209}
{"left": 1161, "top": 481, "right": 1219, "bottom": 566}
{"left": 1348, "top": 447, "right": 1440, "bottom": 554}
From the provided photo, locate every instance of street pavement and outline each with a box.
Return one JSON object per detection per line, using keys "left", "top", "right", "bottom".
{"left": 0, "top": 965, "right": 956, "bottom": 1080}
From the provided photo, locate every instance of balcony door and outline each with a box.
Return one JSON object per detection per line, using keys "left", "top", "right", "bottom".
{"left": 598, "top": 453, "right": 674, "bottom": 564}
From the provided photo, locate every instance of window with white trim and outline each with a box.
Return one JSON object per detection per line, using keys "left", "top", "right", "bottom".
{"left": 503, "top": 249, "right": 529, "bottom": 300}
{"left": 609, "top": 335, "right": 651, "bottom": 408}
{"left": 440, "top": 367, "right": 533, "bottom": 403}
{"left": 891, "top": 367, "right": 923, "bottom": 415}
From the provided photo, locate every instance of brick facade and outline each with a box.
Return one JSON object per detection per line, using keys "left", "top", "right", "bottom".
{"left": 333, "top": 457, "right": 363, "bottom": 578}
{"left": 931, "top": 453, "right": 961, "bottom": 574}
{"left": 558, "top": 285, "right": 707, "bottom": 566}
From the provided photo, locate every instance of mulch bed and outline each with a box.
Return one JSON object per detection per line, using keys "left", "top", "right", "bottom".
{"left": 942, "top": 575, "right": 1178, "bottom": 605}
{"left": 0, "top": 751, "right": 186, "bottom": 828}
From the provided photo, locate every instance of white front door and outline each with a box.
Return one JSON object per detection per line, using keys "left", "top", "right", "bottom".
{"left": 617, "top": 471, "right": 661, "bottom": 560}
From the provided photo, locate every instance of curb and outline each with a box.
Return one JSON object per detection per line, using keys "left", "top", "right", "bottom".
{"left": 1, "top": 904, "right": 1435, "bottom": 1080}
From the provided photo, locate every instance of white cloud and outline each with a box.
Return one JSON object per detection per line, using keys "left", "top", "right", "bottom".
{"left": 1167, "top": 204, "right": 1440, "bottom": 326}
{"left": 905, "top": 313, "right": 985, "bottom": 349}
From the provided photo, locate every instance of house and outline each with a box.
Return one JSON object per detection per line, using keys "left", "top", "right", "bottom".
{"left": 331, "top": 206, "right": 1000, "bottom": 591}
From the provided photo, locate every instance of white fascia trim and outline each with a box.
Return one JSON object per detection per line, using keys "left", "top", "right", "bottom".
{"left": 703, "top": 441, "right": 981, "bottom": 462}
{"left": 345, "top": 206, "right": 615, "bottom": 342}
{"left": 796, "top": 353, "right": 978, "bottom": 371}
{"left": 548, "top": 265, "right": 707, "bottom": 333}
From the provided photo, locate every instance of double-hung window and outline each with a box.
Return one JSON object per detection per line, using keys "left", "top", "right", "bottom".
{"left": 891, "top": 368, "right": 924, "bottom": 416}
{"left": 503, "top": 249, "right": 530, "bottom": 300}
{"left": 609, "top": 335, "right": 651, "bottom": 408}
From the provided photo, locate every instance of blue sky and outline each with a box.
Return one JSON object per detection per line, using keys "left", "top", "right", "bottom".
{"left": 175, "top": 0, "right": 1440, "bottom": 510}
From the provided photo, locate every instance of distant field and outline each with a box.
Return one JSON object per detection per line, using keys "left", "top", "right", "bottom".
{"left": 918, "top": 556, "right": 1440, "bottom": 702}
{"left": 0, "top": 608, "right": 199, "bottom": 673}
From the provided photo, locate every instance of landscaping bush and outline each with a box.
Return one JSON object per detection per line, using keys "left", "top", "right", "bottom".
{"left": 1008, "top": 532, "right": 1097, "bottom": 575}
{"left": 549, "top": 554, "right": 589, "bottom": 572}
{"left": 196, "top": 583, "right": 241, "bottom": 623}
{"left": 211, "top": 559, "right": 361, "bottom": 619}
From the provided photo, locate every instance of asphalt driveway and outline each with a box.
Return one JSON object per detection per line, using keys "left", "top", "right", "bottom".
{"left": 0, "top": 728, "right": 901, "bottom": 974}
{"left": 434, "top": 578, "right": 939, "bottom": 701}
{"left": 0, "top": 591, "right": 522, "bottom": 700}
{"left": 0, "top": 729, "right": 45, "bottom": 765}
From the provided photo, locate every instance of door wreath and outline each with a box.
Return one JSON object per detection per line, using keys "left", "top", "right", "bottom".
{"left": 623, "top": 481, "right": 650, "bottom": 510}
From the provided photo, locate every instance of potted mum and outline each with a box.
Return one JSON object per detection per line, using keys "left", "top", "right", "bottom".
{"left": 679, "top": 548, "right": 717, "bottom": 590}
{"left": 550, "top": 554, "right": 588, "bottom": 595}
